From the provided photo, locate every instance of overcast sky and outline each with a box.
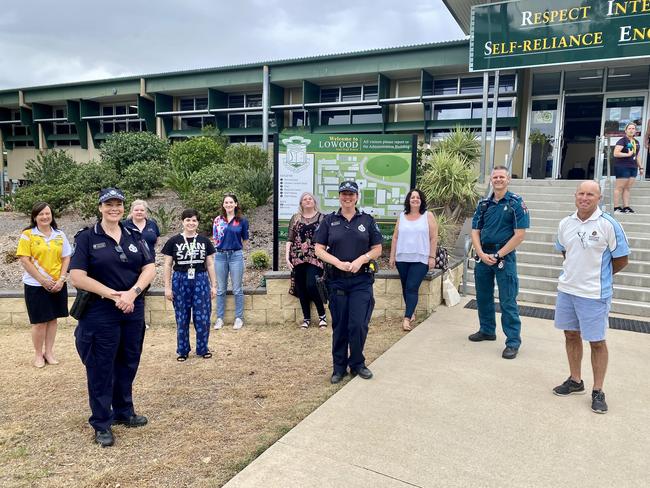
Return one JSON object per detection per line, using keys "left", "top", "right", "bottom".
{"left": 0, "top": 0, "right": 465, "bottom": 90}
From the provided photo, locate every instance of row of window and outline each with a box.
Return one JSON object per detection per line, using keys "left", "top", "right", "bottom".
{"left": 431, "top": 74, "right": 517, "bottom": 96}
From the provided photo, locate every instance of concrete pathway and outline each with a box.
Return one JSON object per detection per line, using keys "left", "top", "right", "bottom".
{"left": 224, "top": 298, "right": 650, "bottom": 488}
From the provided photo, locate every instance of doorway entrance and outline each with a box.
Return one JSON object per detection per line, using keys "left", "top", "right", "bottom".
{"left": 559, "top": 95, "right": 603, "bottom": 180}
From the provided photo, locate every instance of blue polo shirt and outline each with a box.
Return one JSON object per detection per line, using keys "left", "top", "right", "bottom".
{"left": 212, "top": 216, "right": 249, "bottom": 251}
{"left": 123, "top": 218, "right": 160, "bottom": 255}
{"left": 472, "top": 191, "right": 529, "bottom": 246}
{"left": 70, "top": 222, "right": 154, "bottom": 293}
{"left": 313, "top": 209, "right": 383, "bottom": 262}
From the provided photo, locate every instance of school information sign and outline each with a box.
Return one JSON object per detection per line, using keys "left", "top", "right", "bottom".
{"left": 274, "top": 132, "right": 416, "bottom": 239}
{"left": 470, "top": 0, "right": 650, "bottom": 71}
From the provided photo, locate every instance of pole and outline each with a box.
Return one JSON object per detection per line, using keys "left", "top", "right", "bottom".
{"left": 262, "top": 65, "right": 270, "bottom": 151}
{"left": 479, "top": 71, "right": 489, "bottom": 184}
{"left": 489, "top": 70, "right": 500, "bottom": 171}
{"left": 272, "top": 135, "right": 279, "bottom": 271}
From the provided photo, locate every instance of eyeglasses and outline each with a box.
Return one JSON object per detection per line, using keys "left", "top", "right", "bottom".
{"left": 577, "top": 232, "right": 588, "bottom": 249}
{"left": 115, "top": 245, "right": 128, "bottom": 262}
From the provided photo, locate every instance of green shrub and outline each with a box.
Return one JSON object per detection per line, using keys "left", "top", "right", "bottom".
{"left": 200, "top": 125, "right": 229, "bottom": 147}
{"left": 72, "top": 160, "right": 120, "bottom": 193}
{"left": 169, "top": 136, "right": 227, "bottom": 174}
{"left": 237, "top": 166, "right": 273, "bottom": 206}
{"left": 164, "top": 167, "right": 194, "bottom": 199}
{"left": 249, "top": 250, "right": 271, "bottom": 269}
{"left": 419, "top": 149, "right": 480, "bottom": 221}
{"left": 182, "top": 189, "right": 256, "bottom": 233}
{"left": 76, "top": 192, "right": 101, "bottom": 221}
{"left": 224, "top": 144, "right": 270, "bottom": 171}
{"left": 120, "top": 160, "right": 168, "bottom": 198}
{"left": 189, "top": 163, "right": 240, "bottom": 190}
{"left": 23, "top": 150, "right": 78, "bottom": 185}
{"left": 100, "top": 131, "right": 169, "bottom": 174}
{"left": 10, "top": 183, "right": 77, "bottom": 214}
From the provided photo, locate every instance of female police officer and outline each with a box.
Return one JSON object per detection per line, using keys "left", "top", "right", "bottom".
{"left": 70, "top": 188, "right": 156, "bottom": 447}
{"left": 314, "top": 181, "right": 383, "bottom": 384}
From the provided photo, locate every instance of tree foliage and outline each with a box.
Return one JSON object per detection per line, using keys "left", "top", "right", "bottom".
{"left": 100, "top": 131, "right": 169, "bottom": 174}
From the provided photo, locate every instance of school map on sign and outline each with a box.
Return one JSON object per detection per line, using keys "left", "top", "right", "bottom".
{"left": 314, "top": 152, "right": 411, "bottom": 217}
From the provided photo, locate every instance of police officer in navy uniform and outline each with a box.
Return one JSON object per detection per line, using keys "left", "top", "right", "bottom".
{"left": 314, "top": 181, "right": 383, "bottom": 384}
{"left": 469, "top": 166, "right": 529, "bottom": 359}
{"left": 70, "top": 188, "right": 156, "bottom": 447}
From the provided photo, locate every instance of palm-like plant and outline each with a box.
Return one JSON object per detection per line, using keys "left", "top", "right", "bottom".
{"left": 435, "top": 126, "right": 481, "bottom": 168}
{"left": 419, "top": 150, "right": 480, "bottom": 221}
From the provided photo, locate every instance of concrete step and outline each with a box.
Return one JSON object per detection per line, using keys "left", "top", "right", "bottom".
{"left": 523, "top": 200, "right": 650, "bottom": 213}
{"left": 518, "top": 240, "right": 650, "bottom": 262}
{"left": 510, "top": 179, "right": 650, "bottom": 188}
{"left": 529, "top": 216, "right": 647, "bottom": 233}
{"left": 513, "top": 192, "right": 650, "bottom": 205}
{"left": 530, "top": 208, "right": 650, "bottom": 221}
{"left": 514, "top": 263, "right": 650, "bottom": 288}
{"left": 467, "top": 268, "right": 650, "bottom": 300}
{"left": 514, "top": 251, "right": 650, "bottom": 274}
{"left": 464, "top": 282, "right": 650, "bottom": 317}
{"left": 524, "top": 230, "right": 650, "bottom": 248}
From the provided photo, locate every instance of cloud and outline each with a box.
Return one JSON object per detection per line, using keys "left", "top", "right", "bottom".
{"left": 0, "top": 0, "right": 464, "bottom": 89}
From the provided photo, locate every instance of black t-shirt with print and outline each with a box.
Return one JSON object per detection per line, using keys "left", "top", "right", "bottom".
{"left": 161, "top": 234, "right": 216, "bottom": 272}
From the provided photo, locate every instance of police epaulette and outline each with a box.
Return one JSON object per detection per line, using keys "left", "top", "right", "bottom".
{"left": 74, "top": 226, "right": 89, "bottom": 238}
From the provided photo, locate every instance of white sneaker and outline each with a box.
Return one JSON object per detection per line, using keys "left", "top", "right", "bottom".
{"left": 233, "top": 318, "right": 244, "bottom": 330}
{"left": 214, "top": 318, "right": 224, "bottom": 330}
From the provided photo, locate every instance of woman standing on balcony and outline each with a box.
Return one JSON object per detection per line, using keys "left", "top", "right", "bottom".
{"left": 613, "top": 122, "right": 644, "bottom": 213}
{"left": 17, "top": 202, "right": 72, "bottom": 368}
{"left": 389, "top": 189, "right": 438, "bottom": 332}
{"left": 285, "top": 192, "right": 327, "bottom": 329}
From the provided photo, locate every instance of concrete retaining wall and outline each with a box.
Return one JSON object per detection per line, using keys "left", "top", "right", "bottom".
{"left": 0, "top": 261, "right": 462, "bottom": 327}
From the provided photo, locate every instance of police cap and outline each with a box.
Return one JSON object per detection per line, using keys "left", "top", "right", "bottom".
{"left": 99, "top": 187, "right": 125, "bottom": 204}
{"left": 338, "top": 181, "right": 359, "bottom": 193}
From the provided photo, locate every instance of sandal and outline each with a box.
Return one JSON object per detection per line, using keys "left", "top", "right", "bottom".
{"left": 301, "top": 319, "right": 310, "bottom": 329}
{"left": 202, "top": 352, "right": 213, "bottom": 359}
{"left": 318, "top": 315, "right": 327, "bottom": 328}
{"left": 176, "top": 355, "right": 188, "bottom": 362}
{"left": 402, "top": 319, "right": 413, "bottom": 332}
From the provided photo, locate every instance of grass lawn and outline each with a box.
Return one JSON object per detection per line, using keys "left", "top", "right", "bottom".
{"left": 0, "top": 319, "right": 407, "bottom": 487}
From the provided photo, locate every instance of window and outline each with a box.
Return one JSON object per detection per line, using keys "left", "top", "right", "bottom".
{"left": 100, "top": 103, "right": 145, "bottom": 133}
{"left": 178, "top": 96, "right": 213, "bottom": 130}
{"left": 10, "top": 110, "right": 34, "bottom": 147}
{"left": 52, "top": 106, "right": 77, "bottom": 137}
{"left": 229, "top": 135, "right": 263, "bottom": 146}
{"left": 291, "top": 111, "right": 309, "bottom": 127}
{"left": 433, "top": 74, "right": 517, "bottom": 96}
{"left": 317, "top": 84, "right": 382, "bottom": 126}
{"left": 532, "top": 72, "right": 562, "bottom": 96}
{"left": 226, "top": 93, "right": 264, "bottom": 129}
{"left": 432, "top": 101, "right": 514, "bottom": 121}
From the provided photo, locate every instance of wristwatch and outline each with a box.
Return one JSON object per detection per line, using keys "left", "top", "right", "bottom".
{"left": 132, "top": 286, "right": 143, "bottom": 295}
{"left": 493, "top": 252, "right": 500, "bottom": 259}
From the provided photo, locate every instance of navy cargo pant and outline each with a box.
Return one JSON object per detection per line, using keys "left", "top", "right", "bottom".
{"left": 75, "top": 299, "right": 146, "bottom": 432}
{"left": 474, "top": 253, "right": 522, "bottom": 349}
{"left": 327, "top": 274, "right": 375, "bottom": 375}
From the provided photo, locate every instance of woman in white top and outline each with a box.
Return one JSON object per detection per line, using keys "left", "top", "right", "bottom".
{"left": 389, "top": 189, "right": 438, "bottom": 331}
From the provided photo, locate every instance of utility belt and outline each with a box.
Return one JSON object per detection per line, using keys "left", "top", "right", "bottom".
{"left": 326, "top": 262, "right": 377, "bottom": 279}
{"left": 480, "top": 242, "right": 507, "bottom": 253}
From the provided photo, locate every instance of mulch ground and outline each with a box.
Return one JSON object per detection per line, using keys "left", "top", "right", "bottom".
{"left": 0, "top": 319, "right": 408, "bottom": 487}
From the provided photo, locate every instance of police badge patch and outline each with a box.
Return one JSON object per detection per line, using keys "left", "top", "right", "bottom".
{"left": 358, "top": 224, "right": 366, "bottom": 232}
{"left": 128, "top": 244, "right": 138, "bottom": 253}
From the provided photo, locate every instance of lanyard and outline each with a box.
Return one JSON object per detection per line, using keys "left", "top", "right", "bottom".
{"left": 182, "top": 233, "right": 197, "bottom": 270}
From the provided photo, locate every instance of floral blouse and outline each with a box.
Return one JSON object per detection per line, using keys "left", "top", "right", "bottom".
{"left": 287, "top": 212, "right": 323, "bottom": 269}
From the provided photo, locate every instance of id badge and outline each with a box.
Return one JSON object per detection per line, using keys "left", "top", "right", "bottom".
{"left": 187, "top": 268, "right": 195, "bottom": 280}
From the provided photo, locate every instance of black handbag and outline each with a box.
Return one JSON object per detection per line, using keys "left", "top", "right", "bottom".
{"left": 434, "top": 245, "right": 449, "bottom": 271}
{"left": 70, "top": 289, "right": 95, "bottom": 320}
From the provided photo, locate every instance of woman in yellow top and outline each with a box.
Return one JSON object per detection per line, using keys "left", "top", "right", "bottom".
{"left": 16, "top": 202, "right": 72, "bottom": 368}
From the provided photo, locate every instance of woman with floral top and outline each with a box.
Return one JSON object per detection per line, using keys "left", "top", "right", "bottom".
{"left": 285, "top": 192, "right": 327, "bottom": 329}
{"left": 212, "top": 194, "right": 249, "bottom": 330}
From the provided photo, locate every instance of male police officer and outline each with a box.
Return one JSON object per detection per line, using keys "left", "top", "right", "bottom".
{"left": 553, "top": 181, "right": 629, "bottom": 414}
{"left": 469, "top": 166, "right": 529, "bottom": 359}
{"left": 314, "top": 181, "right": 383, "bottom": 384}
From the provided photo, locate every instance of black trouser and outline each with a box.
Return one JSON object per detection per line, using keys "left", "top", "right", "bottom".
{"left": 294, "top": 263, "right": 326, "bottom": 320}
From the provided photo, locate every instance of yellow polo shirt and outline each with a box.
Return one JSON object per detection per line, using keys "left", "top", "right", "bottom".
{"left": 16, "top": 227, "right": 72, "bottom": 286}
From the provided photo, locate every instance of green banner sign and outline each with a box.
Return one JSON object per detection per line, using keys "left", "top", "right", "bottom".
{"left": 470, "top": 0, "right": 650, "bottom": 71}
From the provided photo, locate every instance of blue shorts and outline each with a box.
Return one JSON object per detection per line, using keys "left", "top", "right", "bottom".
{"left": 615, "top": 166, "right": 638, "bottom": 178}
{"left": 554, "top": 291, "right": 611, "bottom": 342}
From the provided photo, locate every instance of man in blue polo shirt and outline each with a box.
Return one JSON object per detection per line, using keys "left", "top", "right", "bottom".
{"left": 469, "top": 166, "right": 529, "bottom": 359}
{"left": 552, "top": 180, "right": 629, "bottom": 414}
